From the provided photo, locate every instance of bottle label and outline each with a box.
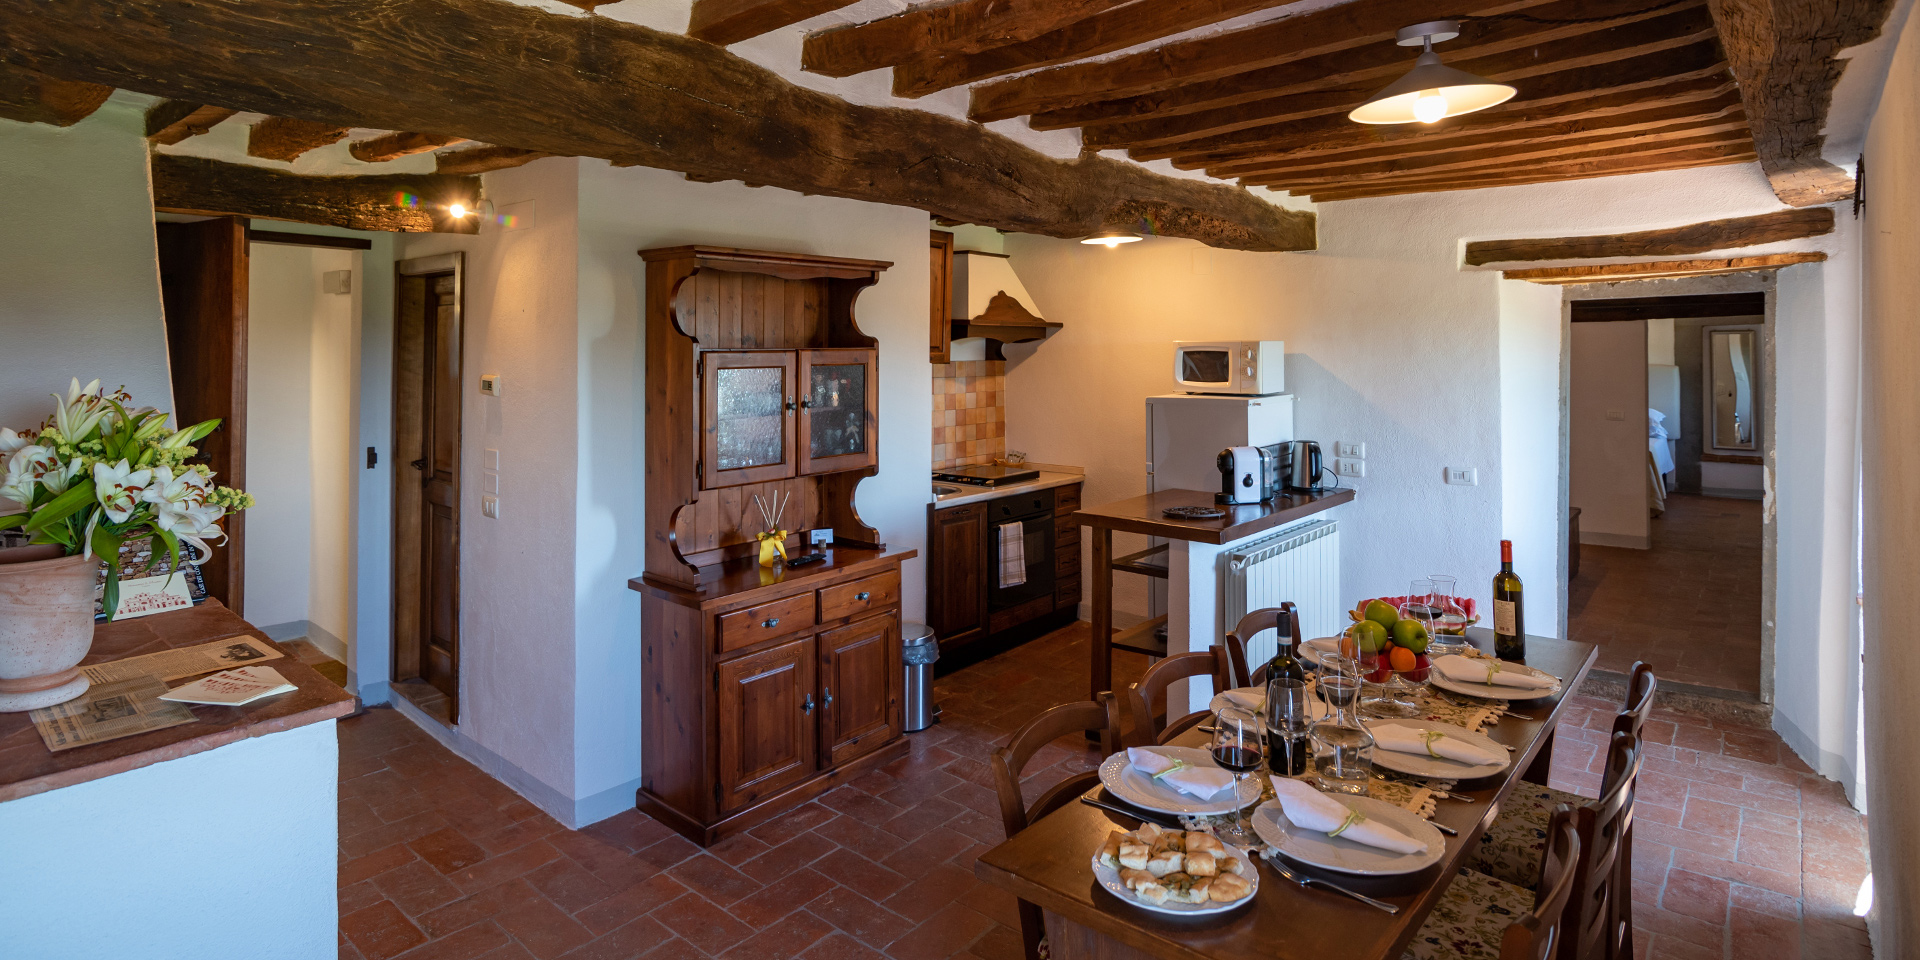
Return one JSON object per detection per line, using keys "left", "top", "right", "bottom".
{"left": 1494, "top": 599, "right": 1517, "bottom": 635}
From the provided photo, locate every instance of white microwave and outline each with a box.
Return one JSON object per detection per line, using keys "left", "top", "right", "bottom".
{"left": 1173, "top": 340, "right": 1284, "bottom": 395}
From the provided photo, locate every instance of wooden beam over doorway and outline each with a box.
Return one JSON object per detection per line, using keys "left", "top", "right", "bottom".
{"left": 151, "top": 154, "right": 481, "bottom": 234}
{"left": 1464, "top": 208, "right": 1834, "bottom": 265}
{"left": 1504, "top": 252, "right": 1826, "bottom": 284}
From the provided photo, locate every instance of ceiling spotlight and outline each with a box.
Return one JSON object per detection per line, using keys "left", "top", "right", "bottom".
{"left": 1348, "top": 21, "right": 1517, "bottom": 125}
{"left": 448, "top": 203, "right": 470, "bottom": 219}
{"left": 1081, "top": 229, "right": 1143, "bottom": 248}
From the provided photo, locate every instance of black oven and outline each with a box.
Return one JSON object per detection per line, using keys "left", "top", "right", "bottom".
{"left": 988, "top": 488, "right": 1056, "bottom": 611}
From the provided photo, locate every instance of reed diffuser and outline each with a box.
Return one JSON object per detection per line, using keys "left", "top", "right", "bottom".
{"left": 752, "top": 491, "right": 790, "bottom": 567}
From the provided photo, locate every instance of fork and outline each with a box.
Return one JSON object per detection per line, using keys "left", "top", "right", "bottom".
{"left": 1258, "top": 851, "right": 1400, "bottom": 914}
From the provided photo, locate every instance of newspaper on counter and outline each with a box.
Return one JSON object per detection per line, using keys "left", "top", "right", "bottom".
{"left": 80, "top": 635, "right": 283, "bottom": 684}
{"left": 30, "top": 676, "right": 197, "bottom": 752}
{"left": 159, "top": 666, "right": 296, "bottom": 706}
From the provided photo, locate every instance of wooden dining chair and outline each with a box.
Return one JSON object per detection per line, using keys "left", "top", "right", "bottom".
{"left": 1123, "top": 646, "right": 1233, "bottom": 747}
{"left": 1221, "top": 603, "right": 1301, "bottom": 688}
{"left": 1559, "top": 732, "right": 1643, "bottom": 960}
{"left": 989, "top": 693, "right": 1122, "bottom": 960}
{"left": 1405, "top": 807, "right": 1582, "bottom": 960}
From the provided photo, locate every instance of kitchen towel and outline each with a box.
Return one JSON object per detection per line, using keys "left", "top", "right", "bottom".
{"left": 1432, "top": 655, "right": 1557, "bottom": 691}
{"left": 997, "top": 521, "right": 1026, "bottom": 588}
{"left": 1269, "top": 777, "right": 1429, "bottom": 855}
{"left": 1128, "top": 747, "right": 1235, "bottom": 798}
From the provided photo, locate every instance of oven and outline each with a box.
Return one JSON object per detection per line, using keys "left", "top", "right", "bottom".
{"left": 988, "top": 488, "right": 1056, "bottom": 611}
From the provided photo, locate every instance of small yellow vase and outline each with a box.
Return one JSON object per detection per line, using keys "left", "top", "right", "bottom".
{"left": 755, "top": 530, "right": 788, "bottom": 567}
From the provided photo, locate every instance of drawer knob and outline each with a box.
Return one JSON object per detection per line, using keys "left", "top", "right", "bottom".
{"left": 762, "top": 617, "right": 780, "bottom": 629}
{"left": 855, "top": 591, "right": 871, "bottom": 602}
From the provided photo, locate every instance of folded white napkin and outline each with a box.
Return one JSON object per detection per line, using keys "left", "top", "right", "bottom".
{"left": 1371, "top": 723, "right": 1504, "bottom": 766}
{"left": 1220, "top": 688, "right": 1263, "bottom": 712}
{"left": 1269, "top": 777, "right": 1429, "bottom": 855}
{"left": 1128, "top": 748, "right": 1235, "bottom": 799}
{"left": 1432, "top": 655, "right": 1557, "bottom": 691}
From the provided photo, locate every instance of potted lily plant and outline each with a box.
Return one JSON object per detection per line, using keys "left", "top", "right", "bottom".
{"left": 0, "top": 379, "right": 251, "bottom": 711}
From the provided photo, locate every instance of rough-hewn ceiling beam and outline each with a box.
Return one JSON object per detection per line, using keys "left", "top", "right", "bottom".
{"left": 435, "top": 145, "right": 551, "bottom": 175}
{"left": 1301, "top": 147, "right": 1757, "bottom": 201}
{"left": 1030, "top": 4, "right": 1716, "bottom": 131}
{"left": 1503, "top": 252, "right": 1825, "bottom": 283}
{"left": 687, "top": 0, "right": 862, "bottom": 46}
{"left": 0, "top": 62, "right": 110, "bottom": 126}
{"left": 891, "top": 0, "right": 1302, "bottom": 98}
{"left": 803, "top": 0, "right": 1133, "bottom": 78}
{"left": 969, "top": 0, "right": 1677, "bottom": 123}
{"left": 247, "top": 116, "right": 352, "bottom": 162}
{"left": 1463, "top": 207, "right": 1834, "bottom": 265}
{"left": 151, "top": 153, "right": 479, "bottom": 233}
{"left": 349, "top": 131, "right": 468, "bottom": 163}
{"left": 1, "top": 0, "right": 1311, "bottom": 251}
{"left": 146, "top": 100, "right": 238, "bottom": 144}
{"left": 1706, "top": 0, "right": 1898, "bottom": 206}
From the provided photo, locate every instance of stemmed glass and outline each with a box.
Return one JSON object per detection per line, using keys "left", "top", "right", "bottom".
{"left": 1309, "top": 654, "right": 1374, "bottom": 795}
{"left": 1210, "top": 705, "right": 1265, "bottom": 846}
{"left": 1264, "top": 676, "right": 1313, "bottom": 777}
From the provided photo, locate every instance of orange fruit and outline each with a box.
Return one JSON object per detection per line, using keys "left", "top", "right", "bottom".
{"left": 1339, "top": 636, "right": 1357, "bottom": 659}
{"left": 1389, "top": 647, "right": 1417, "bottom": 673}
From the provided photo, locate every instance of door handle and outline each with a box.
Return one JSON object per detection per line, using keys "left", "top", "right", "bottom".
{"left": 802, "top": 694, "right": 815, "bottom": 715}
{"left": 823, "top": 687, "right": 834, "bottom": 709}
{"left": 410, "top": 458, "right": 426, "bottom": 470}
{"left": 854, "top": 592, "right": 870, "bottom": 602}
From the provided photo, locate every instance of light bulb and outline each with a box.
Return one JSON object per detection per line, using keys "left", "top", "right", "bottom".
{"left": 449, "top": 203, "right": 468, "bottom": 218}
{"left": 1096, "top": 238, "right": 1122, "bottom": 248}
{"left": 1412, "top": 90, "right": 1448, "bottom": 124}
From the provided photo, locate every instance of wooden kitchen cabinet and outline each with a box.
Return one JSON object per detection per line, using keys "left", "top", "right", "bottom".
{"left": 797, "top": 348, "right": 878, "bottom": 475}
{"left": 926, "top": 501, "right": 989, "bottom": 650}
{"left": 701, "top": 350, "right": 797, "bottom": 489}
{"left": 817, "top": 614, "right": 900, "bottom": 767}
{"left": 716, "top": 636, "right": 816, "bottom": 811}
{"left": 930, "top": 230, "right": 953, "bottom": 363}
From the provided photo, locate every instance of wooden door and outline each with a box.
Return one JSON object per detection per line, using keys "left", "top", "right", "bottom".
{"left": 796, "top": 349, "right": 878, "bottom": 476}
{"left": 930, "top": 230, "right": 953, "bottom": 363}
{"left": 716, "top": 636, "right": 816, "bottom": 811}
{"left": 155, "top": 217, "right": 248, "bottom": 612}
{"left": 393, "top": 254, "right": 462, "bottom": 718}
{"left": 817, "top": 614, "right": 899, "bottom": 768}
{"left": 927, "top": 503, "right": 989, "bottom": 649}
{"left": 701, "top": 350, "right": 797, "bottom": 488}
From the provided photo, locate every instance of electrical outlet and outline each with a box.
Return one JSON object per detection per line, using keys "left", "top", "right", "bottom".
{"left": 1336, "top": 459, "right": 1364, "bottom": 478}
{"left": 482, "top": 495, "right": 500, "bottom": 519}
{"left": 484, "top": 473, "right": 500, "bottom": 494}
{"left": 1336, "top": 441, "right": 1365, "bottom": 459}
{"left": 322, "top": 270, "right": 352, "bottom": 295}
{"left": 1446, "top": 467, "right": 1478, "bottom": 486}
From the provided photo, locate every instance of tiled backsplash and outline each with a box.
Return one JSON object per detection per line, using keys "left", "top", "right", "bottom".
{"left": 932, "top": 360, "right": 1007, "bottom": 468}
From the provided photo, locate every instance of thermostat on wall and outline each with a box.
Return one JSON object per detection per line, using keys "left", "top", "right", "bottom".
{"left": 480, "top": 374, "right": 503, "bottom": 396}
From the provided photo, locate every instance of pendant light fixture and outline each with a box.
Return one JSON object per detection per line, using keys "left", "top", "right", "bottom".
{"left": 1348, "top": 20, "right": 1516, "bottom": 125}
{"left": 1080, "top": 228, "right": 1143, "bottom": 248}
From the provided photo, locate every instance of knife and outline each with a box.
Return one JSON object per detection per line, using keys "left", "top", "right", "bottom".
{"left": 1080, "top": 796, "right": 1185, "bottom": 830}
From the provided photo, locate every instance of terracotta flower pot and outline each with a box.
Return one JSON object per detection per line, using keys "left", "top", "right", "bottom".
{"left": 0, "top": 551, "right": 100, "bottom": 712}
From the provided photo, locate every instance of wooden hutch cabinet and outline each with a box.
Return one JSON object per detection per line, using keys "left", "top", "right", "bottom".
{"left": 631, "top": 246, "right": 914, "bottom": 846}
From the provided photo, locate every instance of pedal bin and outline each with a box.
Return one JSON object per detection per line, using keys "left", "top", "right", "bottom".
{"left": 901, "top": 622, "right": 940, "bottom": 732}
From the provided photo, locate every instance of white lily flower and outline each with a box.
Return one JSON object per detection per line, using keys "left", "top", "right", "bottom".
{"left": 39, "top": 457, "right": 84, "bottom": 495}
{"left": 142, "top": 466, "right": 199, "bottom": 506}
{"left": 0, "top": 427, "right": 33, "bottom": 457}
{"left": 50, "top": 386, "right": 111, "bottom": 441}
{"left": 66, "top": 378, "right": 103, "bottom": 404}
{"left": 1, "top": 446, "right": 60, "bottom": 504}
{"left": 92, "top": 458, "right": 153, "bottom": 523}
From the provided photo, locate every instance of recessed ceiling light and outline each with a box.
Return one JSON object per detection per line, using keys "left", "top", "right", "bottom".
{"left": 1349, "top": 21, "right": 1517, "bottom": 125}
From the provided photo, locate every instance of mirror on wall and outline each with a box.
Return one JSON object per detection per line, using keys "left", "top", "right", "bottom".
{"left": 1705, "top": 326, "right": 1760, "bottom": 451}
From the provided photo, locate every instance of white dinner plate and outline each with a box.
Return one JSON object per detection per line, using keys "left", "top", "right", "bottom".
{"left": 1208, "top": 687, "right": 1329, "bottom": 722}
{"left": 1364, "top": 719, "right": 1510, "bottom": 780}
{"left": 1252, "top": 795, "right": 1446, "bottom": 877}
{"left": 1090, "top": 844, "right": 1259, "bottom": 916}
{"left": 1097, "top": 747, "right": 1265, "bottom": 817}
{"left": 1428, "top": 661, "right": 1561, "bottom": 701}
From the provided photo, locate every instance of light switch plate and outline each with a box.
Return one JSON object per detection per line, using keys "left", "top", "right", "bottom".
{"left": 484, "top": 473, "right": 500, "bottom": 494}
{"left": 1336, "top": 441, "right": 1365, "bottom": 459}
{"left": 480, "top": 374, "right": 503, "bottom": 397}
{"left": 1446, "top": 467, "right": 1478, "bottom": 485}
{"left": 484, "top": 448, "right": 500, "bottom": 471}
{"left": 482, "top": 495, "right": 500, "bottom": 519}
{"left": 1336, "top": 459, "right": 1364, "bottom": 478}
{"left": 322, "top": 270, "right": 352, "bottom": 295}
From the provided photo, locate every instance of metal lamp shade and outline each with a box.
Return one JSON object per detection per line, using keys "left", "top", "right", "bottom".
{"left": 1348, "top": 50, "right": 1516, "bottom": 124}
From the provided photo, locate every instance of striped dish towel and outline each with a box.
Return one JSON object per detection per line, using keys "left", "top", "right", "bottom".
{"left": 997, "top": 522, "right": 1026, "bottom": 588}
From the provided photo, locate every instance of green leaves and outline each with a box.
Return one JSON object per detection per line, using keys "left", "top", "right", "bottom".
{"left": 91, "top": 524, "right": 123, "bottom": 620}
{"left": 23, "top": 479, "right": 95, "bottom": 534}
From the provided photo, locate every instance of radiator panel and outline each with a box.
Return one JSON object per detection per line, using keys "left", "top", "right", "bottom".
{"left": 1222, "top": 519, "right": 1342, "bottom": 670}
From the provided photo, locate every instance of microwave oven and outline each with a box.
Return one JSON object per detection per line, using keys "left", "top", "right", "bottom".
{"left": 1173, "top": 340, "right": 1284, "bottom": 395}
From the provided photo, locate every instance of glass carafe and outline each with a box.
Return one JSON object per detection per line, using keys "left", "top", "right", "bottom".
{"left": 1309, "top": 655, "right": 1375, "bottom": 796}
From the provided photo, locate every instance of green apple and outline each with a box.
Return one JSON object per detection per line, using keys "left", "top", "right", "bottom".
{"left": 1390, "top": 619, "right": 1429, "bottom": 654}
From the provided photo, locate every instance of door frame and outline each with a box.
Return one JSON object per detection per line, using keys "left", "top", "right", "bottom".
{"left": 391, "top": 252, "right": 464, "bottom": 720}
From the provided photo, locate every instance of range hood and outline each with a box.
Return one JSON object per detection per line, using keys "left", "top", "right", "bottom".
{"left": 951, "top": 251, "right": 1061, "bottom": 356}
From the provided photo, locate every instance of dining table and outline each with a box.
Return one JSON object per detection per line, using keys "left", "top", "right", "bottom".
{"left": 973, "top": 629, "right": 1599, "bottom": 960}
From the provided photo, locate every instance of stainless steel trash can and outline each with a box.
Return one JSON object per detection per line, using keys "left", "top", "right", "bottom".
{"left": 901, "top": 622, "right": 939, "bottom": 732}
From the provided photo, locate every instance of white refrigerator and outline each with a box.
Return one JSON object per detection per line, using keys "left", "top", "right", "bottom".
{"left": 1145, "top": 394, "right": 1296, "bottom": 495}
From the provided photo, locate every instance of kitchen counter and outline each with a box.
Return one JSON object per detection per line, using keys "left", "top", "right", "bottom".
{"left": 932, "top": 468, "right": 1084, "bottom": 508}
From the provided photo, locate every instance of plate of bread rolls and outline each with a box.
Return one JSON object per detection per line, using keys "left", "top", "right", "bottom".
{"left": 1091, "top": 823, "right": 1258, "bottom": 915}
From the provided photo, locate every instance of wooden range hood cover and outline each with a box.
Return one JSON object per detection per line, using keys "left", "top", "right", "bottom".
{"left": 951, "top": 250, "right": 1061, "bottom": 350}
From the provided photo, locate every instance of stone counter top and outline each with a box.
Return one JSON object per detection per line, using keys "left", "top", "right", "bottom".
{"left": 0, "top": 599, "right": 354, "bottom": 803}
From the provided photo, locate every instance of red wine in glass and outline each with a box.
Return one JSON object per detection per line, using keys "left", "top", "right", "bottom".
{"left": 1212, "top": 745, "right": 1263, "bottom": 773}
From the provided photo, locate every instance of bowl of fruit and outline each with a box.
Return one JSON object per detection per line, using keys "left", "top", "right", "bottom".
{"left": 1341, "top": 599, "right": 1433, "bottom": 718}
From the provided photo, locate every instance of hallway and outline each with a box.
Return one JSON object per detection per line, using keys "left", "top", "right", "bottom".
{"left": 1569, "top": 494, "right": 1764, "bottom": 697}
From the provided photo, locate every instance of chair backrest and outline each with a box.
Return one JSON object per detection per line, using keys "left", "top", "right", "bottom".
{"left": 1560, "top": 732, "right": 1642, "bottom": 960}
{"left": 989, "top": 692, "right": 1122, "bottom": 840}
{"left": 1124, "top": 648, "right": 1233, "bottom": 747}
{"left": 1612, "top": 662, "right": 1657, "bottom": 742}
{"left": 1223, "top": 603, "right": 1302, "bottom": 688}
{"left": 1501, "top": 806, "right": 1582, "bottom": 960}
{"left": 1605, "top": 663, "right": 1656, "bottom": 959}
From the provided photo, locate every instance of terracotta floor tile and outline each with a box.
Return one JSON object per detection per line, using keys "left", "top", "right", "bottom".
{"left": 651, "top": 892, "right": 755, "bottom": 955}
{"left": 526, "top": 854, "right": 619, "bottom": 915}
{"left": 1659, "top": 869, "right": 1730, "bottom": 924}
{"left": 803, "top": 933, "right": 891, "bottom": 960}
{"left": 344, "top": 844, "right": 421, "bottom": 887}
{"left": 451, "top": 840, "right": 566, "bottom": 894}
{"left": 734, "top": 867, "right": 838, "bottom": 930}
{"left": 391, "top": 920, "right": 510, "bottom": 960}
{"left": 738, "top": 831, "right": 838, "bottom": 885}
{"left": 575, "top": 874, "right": 690, "bottom": 937}
{"left": 419, "top": 878, "right": 548, "bottom": 940}
{"left": 343, "top": 900, "right": 428, "bottom": 960}
{"left": 721, "top": 908, "right": 836, "bottom": 960}
{"left": 805, "top": 886, "right": 916, "bottom": 949}
{"left": 493, "top": 892, "right": 595, "bottom": 960}
{"left": 557, "top": 916, "right": 672, "bottom": 960}
{"left": 883, "top": 901, "right": 995, "bottom": 960}
{"left": 882, "top": 864, "right": 980, "bottom": 924}
{"left": 373, "top": 859, "right": 467, "bottom": 918}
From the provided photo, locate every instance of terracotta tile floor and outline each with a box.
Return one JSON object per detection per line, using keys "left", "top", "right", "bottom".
{"left": 1570, "top": 494, "right": 1764, "bottom": 696}
{"left": 335, "top": 622, "right": 1871, "bottom": 960}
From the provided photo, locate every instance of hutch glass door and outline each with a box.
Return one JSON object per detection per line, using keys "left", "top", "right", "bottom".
{"left": 703, "top": 350, "right": 797, "bottom": 488}
{"left": 797, "top": 349, "right": 878, "bottom": 475}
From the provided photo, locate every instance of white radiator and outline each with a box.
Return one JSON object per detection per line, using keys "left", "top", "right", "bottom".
{"left": 1222, "top": 519, "right": 1342, "bottom": 669}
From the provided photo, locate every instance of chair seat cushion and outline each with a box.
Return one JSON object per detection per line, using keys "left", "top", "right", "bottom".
{"left": 1402, "top": 868, "right": 1536, "bottom": 960}
{"left": 1464, "top": 781, "right": 1589, "bottom": 889}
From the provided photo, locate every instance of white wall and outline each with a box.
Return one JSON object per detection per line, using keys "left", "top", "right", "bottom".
{"left": 1498, "top": 280, "right": 1569, "bottom": 634}
{"left": 1646, "top": 317, "right": 1676, "bottom": 365}
{"left": 1569, "top": 320, "right": 1650, "bottom": 547}
{"left": 0, "top": 99, "right": 172, "bottom": 435}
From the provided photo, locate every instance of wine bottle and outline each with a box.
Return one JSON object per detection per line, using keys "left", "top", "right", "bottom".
{"left": 1493, "top": 540, "right": 1525, "bottom": 660}
{"left": 1264, "top": 608, "right": 1311, "bottom": 776}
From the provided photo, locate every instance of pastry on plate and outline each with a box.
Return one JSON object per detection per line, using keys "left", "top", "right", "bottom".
{"left": 1162, "top": 873, "right": 1213, "bottom": 904}
{"left": 1208, "top": 872, "right": 1253, "bottom": 902}
{"left": 1145, "top": 847, "right": 1184, "bottom": 877}
{"left": 1097, "top": 832, "right": 1126, "bottom": 868}
{"left": 1184, "top": 851, "right": 1219, "bottom": 877}
{"left": 1217, "top": 856, "right": 1246, "bottom": 876}
{"left": 1185, "top": 833, "right": 1226, "bottom": 859}
{"left": 1134, "top": 881, "right": 1169, "bottom": 905}
{"left": 1118, "top": 868, "right": 1158, "bottom": 890}
{"left": 1117, "top": 841, "right": 1151, "bottom": 871}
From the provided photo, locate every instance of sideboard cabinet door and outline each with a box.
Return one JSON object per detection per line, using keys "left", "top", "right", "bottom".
{"left": 817, "top": 614, "right": 900, "bottom": 768}
{"left": 716, "top": 636, "right": 817, "bottom": 811}
{"left": 702, "top": 350, "right": 798, "bottom": 489}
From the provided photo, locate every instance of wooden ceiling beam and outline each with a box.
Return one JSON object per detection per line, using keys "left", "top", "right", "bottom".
{"left": 1200, "top": 92, "right": 1744, "bottom": 177}
{"left": 890, "top": 0, "right": 1303, "bottom": 99}
{"left": 1254, "top": 129, "right": 1758, "bottom": 190}
{"left": 803, "top": 0, "right": 1134, "bottom": 79}
{"left": 1503, "top": 252, "right": 1826, "bottom": 283}
{"left": 687, "top": 0, "right": 863, "bottom": 46}
{"left": 1463, "top": 207, "right": 1833, "bottom": 265}
{"left": 1, "top": 0, "right": 1313, "bottom": 251}
{"left": 0, "top": 62, "right": 110, "bottom": 126}
{"left": 435, "top": 145, "right": 552, "bottom": 175}
{"left": 1163, "top": 76, "right": 1737, "bottom": 169}
{"left": 1090, "top": 38, "right": 1728, "bottom": 154}
{"left": 152, "top": 153, "right": 479, "bottom": 233}
{"left": 1036, "top": 4, "right": 1716, "bottom": 131}
{"left": 1706, "top": 0, "right": 1898, "bottom": 206}
{"left": 146, "top": 100, "right": 238, "bottom": 144}
{"left": 349, "top": 131, "right": 469, "bottom": 162}
{"left": 972, "top": 0, "right": 1694, "bottom": 123}
{"left": 1299, "top": 149, "right": 1757, "bottom": 201}
{"left": 247, "top": 116, "right": 352, "bottom": 162}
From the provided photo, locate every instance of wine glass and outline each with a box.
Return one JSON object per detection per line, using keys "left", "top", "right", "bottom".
{"left": 1309, "top": 656, "right": 1373, "bottom": 796}
{"left": 1210, "top": 705, "right": 1265, "bottom": 845}
{"left": 1264, "top": 677, "right": 1313, "bottom": 777}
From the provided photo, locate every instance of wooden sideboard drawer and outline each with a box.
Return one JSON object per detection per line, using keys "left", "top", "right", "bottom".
{"left": 717, "top": 593, "right": 816, "bottom": 654}
{"left": 819, "top": 569, "right": 900, "bottom": 623}
{"left": 1054, "top": 484, "right": 1081, "bottom": 515}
